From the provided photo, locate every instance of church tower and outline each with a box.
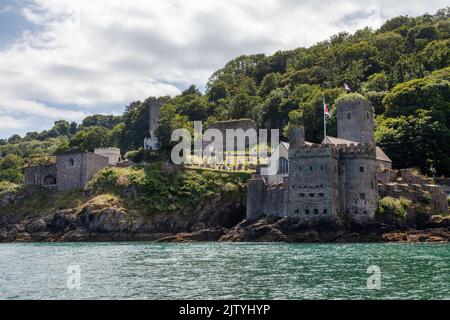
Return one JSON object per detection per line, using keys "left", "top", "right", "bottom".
{"left": 336, "top": 96, "right": 375, "bottom": 145}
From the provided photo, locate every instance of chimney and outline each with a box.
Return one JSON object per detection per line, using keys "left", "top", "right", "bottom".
{"left": 289, "top": 126, "right": 305, "bottom": 149}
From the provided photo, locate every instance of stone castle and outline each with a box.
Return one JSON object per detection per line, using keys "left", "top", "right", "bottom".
{"left": 247, "top": 96, "right": 448, "bottom": 222}
{"left": 247, "top": 96, "right": 390, "bottom": 223}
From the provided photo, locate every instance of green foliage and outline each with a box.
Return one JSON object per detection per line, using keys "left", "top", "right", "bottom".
{"left": 0, "top": 154, "right": 24, "bottom": 184}
{"left": 0, "top": 181, "right": 20, "bottom": 197}
{"left": 125, "top": 148, "right": 146, "bottom": 163}
{"left": 1, "top": 6, "right": 449, "bottom": 177}
{"left": 334, "top": 93, "right": 366, "bottom": 105}
{"left": 69, "top": 126, "right": 115, "bottom": 152}
{"left": 119, "top": 96, "right": 170, "bottom": 152}
{"left": 377, "top": 196, "right": 412, "bottom": 218}
{"left": 88, "top": 164, "right": 250, "bottom": 213}
{"left": 375, "top": 110, "right": 450, "bottom": 175}
{"left": 0, "top": 154, "right": 24, "bottom": 170}
{"left": 383, "top": 67, "right": 450, "bottom": 124}
{"left": 80, "top": 114, "right": 122, "bottom": 129}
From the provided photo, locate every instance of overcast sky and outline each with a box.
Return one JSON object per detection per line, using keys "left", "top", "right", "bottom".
{"left": 0, "top": 0, "right": 448, "bottom": 138}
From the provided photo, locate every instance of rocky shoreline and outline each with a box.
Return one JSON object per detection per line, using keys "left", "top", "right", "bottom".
{"left": 1, "top": 208, "right": 449, "bottom": 243}
{"left": 1, "top": 185, "right": 449, "bottom": 244}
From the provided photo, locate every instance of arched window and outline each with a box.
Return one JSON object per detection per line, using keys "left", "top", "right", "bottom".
{"left": 43, "top": 175, "right": 56, "bottom": 186}
{"left": 277, "top": 157, "right": 288, "bottom": 174}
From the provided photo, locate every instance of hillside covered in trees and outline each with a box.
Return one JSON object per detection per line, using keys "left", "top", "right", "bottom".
{"left": 0, "top": 7, "right": 449, "bottom": 189}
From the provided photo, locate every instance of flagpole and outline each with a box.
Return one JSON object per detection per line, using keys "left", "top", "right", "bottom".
{"left": 323, "top": 97, "right": 327, "bottom": 141}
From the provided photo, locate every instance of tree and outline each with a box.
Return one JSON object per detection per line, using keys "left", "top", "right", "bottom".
{"left": 375, "top": 110, "right": 450, "bottom": 175}
{"left": 81, "top": 115, "right": 123, "bottom": 130}
{"left": 52, "top": 120, "right": 70, "bottom": 136}
{"left": 69, "top": 126, "right": 113, "bottom": 152}
{"left": 0, "top": 154, "right": 24, "bottom": 184}
{"left": 69, "top": 122, "right": 78, "bottom": 135}
{"left": 7, "top": 134, "right": 22, "bottom": 144}
{"left": 155, "top": 104, "right": 192, "bottom": 153}
{"left": 119, "top": 96, "right": 170, "bottom": 152}
{"left": 383, "top": 67, "right": 450, "bottom": 125}
{"left": 0, "top": 154, "right": 24, "bottom": 170}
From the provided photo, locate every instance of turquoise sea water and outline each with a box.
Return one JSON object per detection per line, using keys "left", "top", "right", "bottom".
{"left": 0, "top": 242, "right": 449, "bottom": 300}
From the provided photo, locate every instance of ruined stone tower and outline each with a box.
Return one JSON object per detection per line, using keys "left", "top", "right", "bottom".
{"left": 144, "top": 100, "right": 163, "bottom": 150}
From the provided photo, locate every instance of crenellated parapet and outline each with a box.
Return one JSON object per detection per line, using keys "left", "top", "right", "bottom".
{"left": 338, "top": 143, "right": 376, "bottom": 158}
{"left": 290, "top": 143, "right": 339, "bottom": 159}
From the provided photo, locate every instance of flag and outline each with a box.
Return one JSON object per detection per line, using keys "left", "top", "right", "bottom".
{"left": 344, "top": 83, "right": 352, "bottom": 92}
{"left": 324, "top": 101, "right": 330, "bottom": 118}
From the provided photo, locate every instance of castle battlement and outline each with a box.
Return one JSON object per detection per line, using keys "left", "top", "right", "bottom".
{"left": 290, "top": 144, "right": 339, "bottom": 158}
{"left": 338, "top": 143, "right": 376, "bottom": 157}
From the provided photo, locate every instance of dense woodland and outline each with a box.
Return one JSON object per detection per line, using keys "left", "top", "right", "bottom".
{"left": 0, "top": 7, "right": 449, "bottom": 188}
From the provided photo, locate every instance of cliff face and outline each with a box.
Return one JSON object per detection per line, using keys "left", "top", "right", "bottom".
{"left": 0, "top": 186, "right": 245, "bottom": 242}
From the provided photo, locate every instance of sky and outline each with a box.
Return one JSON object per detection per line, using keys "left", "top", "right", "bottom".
{"left": 0, "top": 0, "right": 448, "bottom": 139}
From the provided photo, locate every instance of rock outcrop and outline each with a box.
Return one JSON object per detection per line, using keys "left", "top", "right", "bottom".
{"left": 0, "top": 191, "right": 246, "bottom": 242}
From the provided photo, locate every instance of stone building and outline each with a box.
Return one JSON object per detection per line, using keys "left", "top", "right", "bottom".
{"left": 246, "top": 96, "right": 388, "bottom": 222}
{"left": 144, "top": 100, "right": 164, "bottom": 151}
{"left": 25, "top": 152, "right": 110, "bottom": 192}
{"left": 94, "top": 147, "right": 122, "bottom": 165}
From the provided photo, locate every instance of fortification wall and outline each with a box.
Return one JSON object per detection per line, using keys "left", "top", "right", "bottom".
{"left": 339, "top": 144, "right": 378, "bottom": 221}
{"left": 24, "top": 164, "right": 57, "bottom": 189}
{"left": 379, "top": 183, "right": 448, "bottom": 214}
{"left": 287, "top": 144, "right": 339, "bottom": 220}
{"left": 56, "top": 153, "right": 109, "bottom": 192}
{"left": 83, "top": 153, "right": 110, "bottom": 186}
{"left": 246, "top": 176, "right": 287, "bottom": 221}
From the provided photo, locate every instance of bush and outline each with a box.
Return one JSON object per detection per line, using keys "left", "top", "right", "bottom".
{"left": 125, "top": 148, "right": 146, "bottom": 163}
{"left": 334, "top": 93, "right": 366, "bottom": 106}
{"left": 0, "top": 169, "right": 24, "bottom": 184}
{"left": 0, "top": 181, "right": 19, "bottom": 197}
{"left": 377, "top": 196, "right": 412, "bottom": 218}
{"left": 87, "top": 163, "right": 250, "bottom": 214}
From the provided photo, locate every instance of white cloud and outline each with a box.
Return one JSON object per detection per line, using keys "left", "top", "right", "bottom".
{"left": 0, "top": 0, "right": 448, "bottom": 138}
{"left": 0, "top": 115, "right": 28, "bottom": 130}
{"left": 0, "top": 98, "right": 88, "bottom": 121}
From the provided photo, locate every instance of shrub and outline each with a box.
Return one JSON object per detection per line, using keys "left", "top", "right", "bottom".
{"left": 0, "top": 181, "right": 19, "bottom": 197}
{"left": 334, "top": 93, "right": 366, "bottom": 105}
{"left": 87, "top": 163, "right": 250, "bottom": 214}
{"left": 377, "top": 196, "right": 412, "bottom": 218}
{"left": 126, "top": 148, "right": 146, "bottom": 163}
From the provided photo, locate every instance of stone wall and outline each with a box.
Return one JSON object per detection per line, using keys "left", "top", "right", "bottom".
{"left": 56, "top": 153, "right": 109, "bottom": 192}
{"left": 24, "top": 164, "right": 57, "bottom": 190}
{"left": 245, "top": 176, "right": 287, "bottom": 221}
{"left": 94, "top": 148, "right": 121, "bottom": 165}
{"left": 339, "top": 144, "right": 378, "bottom": 221}
{"left": 377, "top": 168, "right": 448, "bottom": 214}
{"left": 287, "top": 144, "right": 339, "bottom": 220}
